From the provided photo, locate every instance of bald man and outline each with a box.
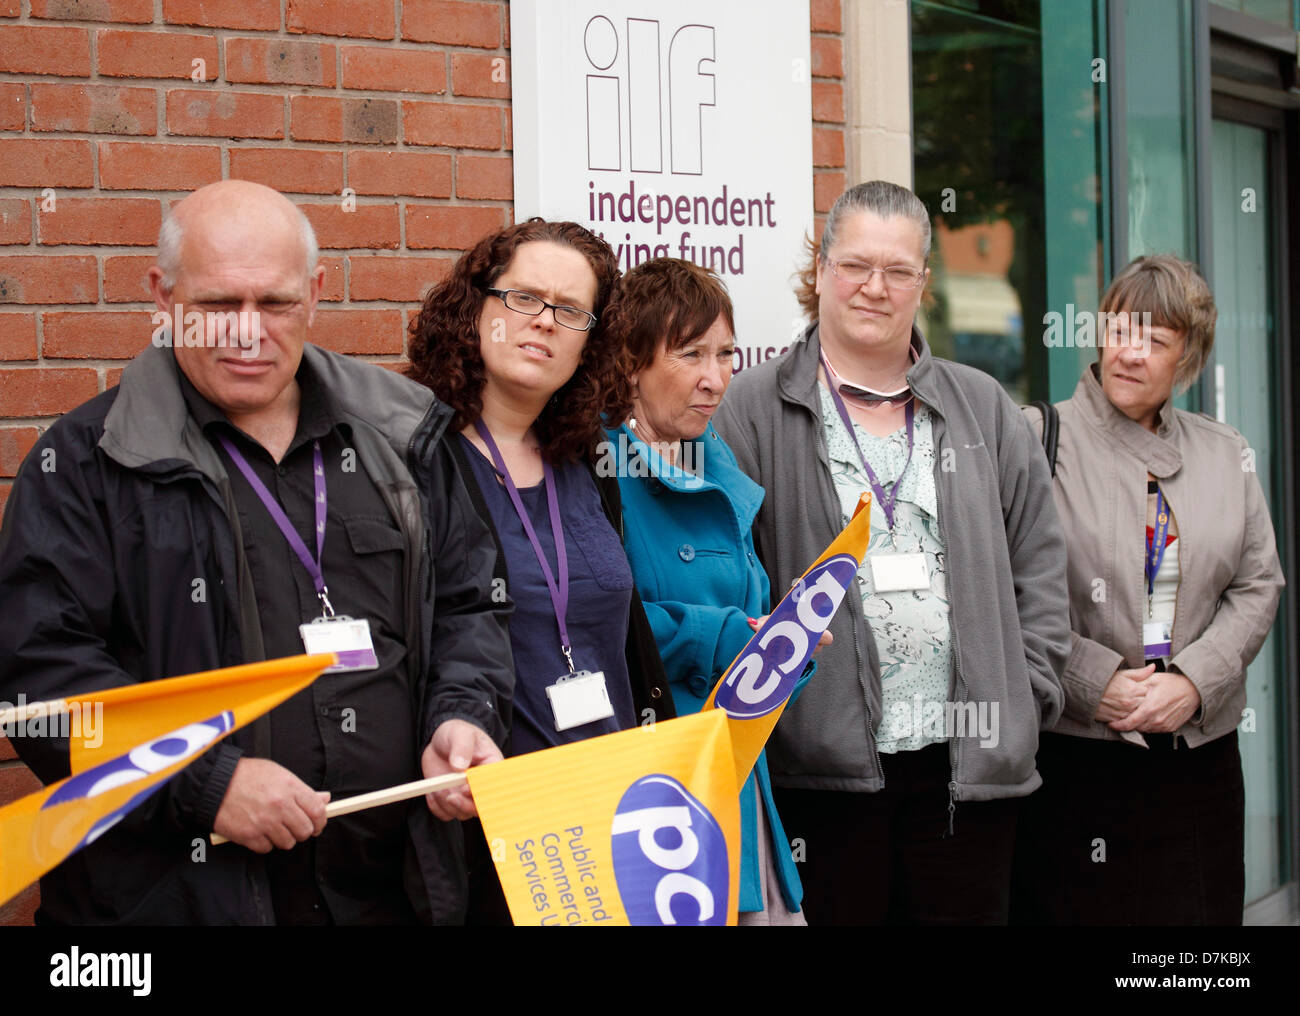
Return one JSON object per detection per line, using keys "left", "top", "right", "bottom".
{"left": 0, "top": 181, "right": 516, "bottom": 925}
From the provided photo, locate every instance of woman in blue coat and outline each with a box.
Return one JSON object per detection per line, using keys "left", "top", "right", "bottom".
{"left": 604, "top": 258, "right": 808, "bottom": 924}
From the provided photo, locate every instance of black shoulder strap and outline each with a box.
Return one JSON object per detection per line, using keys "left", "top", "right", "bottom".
{"left": 588, "top": 456, "right": 625, "bottom": 543}
{"left": 1030, "top": 400, "right": 1059, "bottom": 478}
{"left": 584, "top": 459, "right": 675, "bottom": 724}
{"left": 447, "top": 432, "right": 508, "bottom": 586}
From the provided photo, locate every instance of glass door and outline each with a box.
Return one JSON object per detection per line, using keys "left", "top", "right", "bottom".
{"left": 1209, "top": 108, "right": 1291, "bottom": 906}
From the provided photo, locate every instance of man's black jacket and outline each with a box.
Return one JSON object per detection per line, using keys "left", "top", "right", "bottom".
{"left": 0, "top": 342, "right": 516, "bottom": 925}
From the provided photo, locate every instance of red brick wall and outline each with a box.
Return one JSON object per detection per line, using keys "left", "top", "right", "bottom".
{"left": 0, "top": 0, "right": 845, "bottom": 925}
{"left": 811, "top": 0, "right": 846, "bottom": 239}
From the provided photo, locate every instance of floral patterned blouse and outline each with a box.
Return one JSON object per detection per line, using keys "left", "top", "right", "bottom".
{"left": 819, "top": 385, "right": 954, "bottom": 754}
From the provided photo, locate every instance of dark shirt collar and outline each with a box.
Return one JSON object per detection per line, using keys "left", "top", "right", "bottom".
{"left": 174, "top": 354, "right": 341, "bottom": 458}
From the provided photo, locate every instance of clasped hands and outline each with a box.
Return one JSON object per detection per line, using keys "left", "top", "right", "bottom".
{"left": 1095, "top": 663, "right": 1200, "bottom": 734}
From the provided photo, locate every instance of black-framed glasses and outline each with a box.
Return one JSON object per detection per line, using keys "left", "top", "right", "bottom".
{"left": 827, "top": 259, "right": 926, "bottom": 291}
{"left": 484, "top": 288, "right": 597, "bottom": 332}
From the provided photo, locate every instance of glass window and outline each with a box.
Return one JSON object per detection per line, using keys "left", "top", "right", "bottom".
{"left": 912, "top": 0, "right": 1107, "bottom": 404}
{"left": 912, "top": 0, "right": 1048, "bottom": 404}
{"left": 1211, "top": 116, "right": 1291, "bottom": 904}
{"left": 1123, "top": 0, "right": 1199, "bottom": 261}
{"left": 1211, "top": 0, "right": 1297, "bottom": 30}
{"left": 1041, "top": 0, "right": 1109, "bottom": 400}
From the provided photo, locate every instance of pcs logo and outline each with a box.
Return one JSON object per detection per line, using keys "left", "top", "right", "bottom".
{"left": 41, "top": 713, "right": 235, "bottom": 849}
{"left": 714, "top": 554, "right": 856, "bottom": 719}
{"left": 610, "top": 774, "right": 729, "bottom": 926}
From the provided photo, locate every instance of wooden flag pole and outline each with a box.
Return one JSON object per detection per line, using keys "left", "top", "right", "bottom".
{"left": 209, "top": 772, "right": 470, "bottom": 846}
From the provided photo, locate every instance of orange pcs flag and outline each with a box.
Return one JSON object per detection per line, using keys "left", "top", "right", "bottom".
{"left": 704, "top": 492, "right": 872, "bottom": 786}
{"left": 469, "top": 710, "right": 741, "bottom": 926}
{"left": 0, "top": 653, "right": 336, "bottom": 908}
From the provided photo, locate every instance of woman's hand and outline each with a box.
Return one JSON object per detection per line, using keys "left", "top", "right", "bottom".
{"left": 747, "top": 615, "right": 834, "bottom": 654}
{"left": 1094, "top": 663, "right": 1155, "bottom": 724}
{"left": 1108, "top": 669, "right": 1201, "bottom": 734}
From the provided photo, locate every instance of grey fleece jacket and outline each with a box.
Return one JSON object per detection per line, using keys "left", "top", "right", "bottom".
{"left": 713, "top": 324, "right": 1069, "bottom": 800}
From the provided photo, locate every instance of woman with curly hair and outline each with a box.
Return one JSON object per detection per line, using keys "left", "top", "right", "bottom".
{"left": 408, "top": 218, "right": 673, "bottom": 922}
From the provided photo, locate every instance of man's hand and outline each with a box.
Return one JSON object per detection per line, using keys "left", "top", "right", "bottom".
{"left": 421, "top": 719, "right": 503, "bottom": 821}
{"left": 212, "top": 758, "right": 329, "bottom": 854}
{"left": 1093, "top": 664, "right": 1155, "bottom": 724}
{"left": 1109, "top": 668, "right": 1201, "bottom": 734}
{"left": 748, "top": 614, "right": 834, "bottom": 654}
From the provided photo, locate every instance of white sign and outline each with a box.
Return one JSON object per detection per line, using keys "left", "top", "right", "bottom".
{"left": 511, "top": 0, "right": 814, "bottom": 373}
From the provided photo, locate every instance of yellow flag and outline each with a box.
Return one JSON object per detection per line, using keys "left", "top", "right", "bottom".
{"left": 0, "top": 654, "right": 335, "bottom": 907}
{"left": 468, "top": 710, "right": 740, "bottom": 926}
{"left": 705, "top": 492, "right": 872, "bottom": 786}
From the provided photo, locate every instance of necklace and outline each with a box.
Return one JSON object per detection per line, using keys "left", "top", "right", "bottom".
{"left": 627, "top": 417, "right": 682, "bottom": 467}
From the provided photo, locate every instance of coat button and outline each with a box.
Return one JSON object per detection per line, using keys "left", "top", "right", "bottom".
{"left": 678, "top": 544, "right": 695, "bottom": 562}
{"left": 688, "top": 674, "right": 709, "bottom": 696}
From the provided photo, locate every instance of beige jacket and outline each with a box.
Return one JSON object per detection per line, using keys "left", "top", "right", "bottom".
{"left": 1025, "top": 365, "right": 1284, "bottom": 748}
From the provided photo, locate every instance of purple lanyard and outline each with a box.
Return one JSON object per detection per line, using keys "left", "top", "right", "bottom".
{"left": 217, "top": 434, "right": 335, "bottom": 618}
{"left": 820, "top": 351, "right": 915, "bottom": 532}
{"left": 1145, "top": 487, "right": 1171, "bottom": 611}
{"left": 473, "top": 420, "right": 576, "bottom": 674}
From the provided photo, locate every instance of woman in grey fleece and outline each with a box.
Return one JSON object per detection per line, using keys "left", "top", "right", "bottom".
{"left": 712, "top": 180, "right": 1070, "bottom": 925}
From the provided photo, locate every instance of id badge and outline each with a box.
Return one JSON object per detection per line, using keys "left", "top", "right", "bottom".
{"left": 300, "top": 615, "right": 379, "bottom": 673}
{"left": 870, "top": 552, "right": 930, "bottom": 593}
{"left": 1142, "top": 620, "right": 1172, "bottom": 660}
{"left": 546, "top": 670, "right": 614, "bottom": 732}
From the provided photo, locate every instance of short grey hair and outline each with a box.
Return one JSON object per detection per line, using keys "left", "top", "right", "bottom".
{"left": 155, "top": 205, "right": 321, "bottom": 290}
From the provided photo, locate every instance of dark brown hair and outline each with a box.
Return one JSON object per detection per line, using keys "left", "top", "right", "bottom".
{"left": 407, "top": 218, "right": 630, "bottom": 463}
{"left": 606, "top": 258, "right": 736, "bottom": 374}
{"left": 1099, "top": 254, "right": 1216, "bottom": 393}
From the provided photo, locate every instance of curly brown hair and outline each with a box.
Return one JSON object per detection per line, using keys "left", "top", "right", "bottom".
{"left": 407, "top": 218, "right": 631, "bottom": 463}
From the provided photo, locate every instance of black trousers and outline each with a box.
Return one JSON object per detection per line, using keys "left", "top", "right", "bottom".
{"left": 463, "top": 817, "right": 513, "bottom": 926}
{"left": 773, "top": 743, "right": 1020, "bottom": 925}
{"left": 1010, "top": 730, "right": 1245, "bottom": 925}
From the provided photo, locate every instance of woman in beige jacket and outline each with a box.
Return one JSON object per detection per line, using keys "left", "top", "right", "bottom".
{"left": 1012, "top": 255, "right": 1284, "bottom": 925}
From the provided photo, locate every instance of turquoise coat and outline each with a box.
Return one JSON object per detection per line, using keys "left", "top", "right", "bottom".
{"left": 606, "top": 422, "right": 804, "bottom": 914}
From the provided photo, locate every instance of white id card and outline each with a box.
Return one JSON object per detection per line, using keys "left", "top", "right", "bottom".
{"left": 546, "top": 670, "right": 614, "bottom": 731}
{"left": 1142, "top": 620, "right": 1172, "bottom": 659}
{"left": 870, "top": 552, "right": 930, "bottom": 592}
{"left": 300, "top": 615, "right": 379, "bottom": 673}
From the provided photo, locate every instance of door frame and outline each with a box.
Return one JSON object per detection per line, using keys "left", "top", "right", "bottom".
{"left": 1208, "top": 73, "right": 1298, "bottom": 925}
